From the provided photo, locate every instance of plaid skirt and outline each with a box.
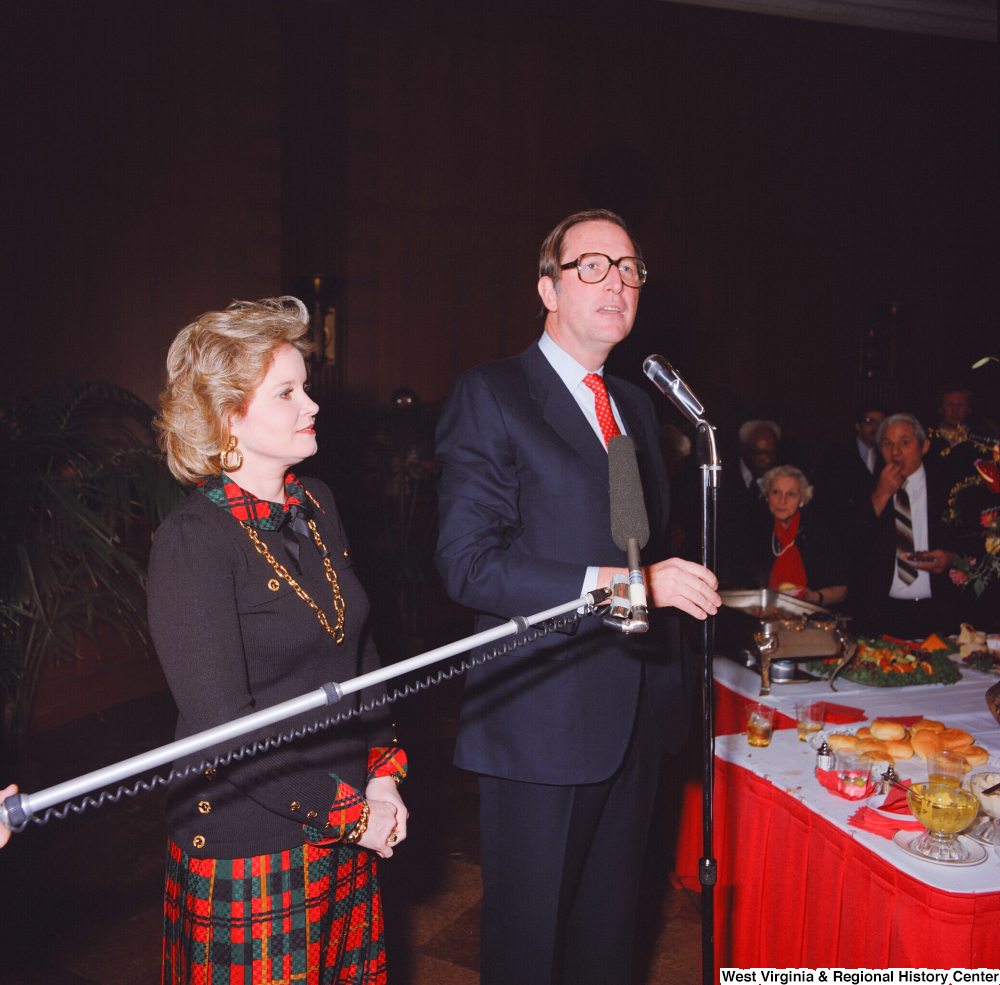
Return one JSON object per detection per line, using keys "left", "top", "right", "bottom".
{"left": 163, "top": 839, "right": 386, "bottom": 985}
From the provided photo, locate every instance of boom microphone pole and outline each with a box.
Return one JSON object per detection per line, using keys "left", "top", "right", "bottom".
{"left": 1, "top": 588, "right": 611, "bottom": 834}
{"left": 643, "top": 354, "right": 720, "bottom": 985}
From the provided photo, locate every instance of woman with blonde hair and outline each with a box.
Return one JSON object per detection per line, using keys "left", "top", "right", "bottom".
{"left": 149, "top": 297, "right": 407, "bottom": 984}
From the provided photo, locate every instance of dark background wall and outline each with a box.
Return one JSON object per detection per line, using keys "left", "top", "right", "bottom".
{"left": 2, "top": 0, "right": 996, "bottom": 447}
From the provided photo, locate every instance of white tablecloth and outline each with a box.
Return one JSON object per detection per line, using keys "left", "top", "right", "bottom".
{"left": 712, "top": 655, "right": 1000, "bottom": 894}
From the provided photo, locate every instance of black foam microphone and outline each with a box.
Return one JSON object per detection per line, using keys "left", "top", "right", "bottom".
{"left": 607, "top": 434, "right": 649, "bottom": 633}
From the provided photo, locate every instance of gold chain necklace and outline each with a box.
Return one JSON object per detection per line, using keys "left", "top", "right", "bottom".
{"left": 239, "top": 491, "right": 346, "bottom": 644}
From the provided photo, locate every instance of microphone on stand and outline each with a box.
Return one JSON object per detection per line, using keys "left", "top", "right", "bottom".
{"left": 643, "top": 354, "right": 706, "bottom": 426}
{"left": 605, "top": 434, "right": 649, "bottom": 633}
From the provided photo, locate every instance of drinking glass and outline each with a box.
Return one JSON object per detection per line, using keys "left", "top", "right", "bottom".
{"left": 745, "top": 703, "right": 775, "bottom": 747}
{"left": 833, "top": 750, "right": 872, "bottom": 800}
{"left": 794, "top": 701, "right": 825, "bottom": 742}
{"left": 926, "top": 750, "right": 964, "bottom": 788}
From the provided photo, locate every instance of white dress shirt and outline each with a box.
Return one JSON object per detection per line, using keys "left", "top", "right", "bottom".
{"left": 857, "top": 436, "right": 876, "bottom": 474}
{"left": 740, "top": 459, "right": 763, "bottom": 492}
{"left": 888, "top": 463, "right": 932, "bottom": 600}
{"left": 538, "top": 331, "right": 628, "bottom": 595}
{"left": 538, "top": 331, "right": 627, "bottom": 446}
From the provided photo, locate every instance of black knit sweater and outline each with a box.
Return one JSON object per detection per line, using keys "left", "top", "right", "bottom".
{"left": 146, "top": 477, "right": 393, "bottom": 859}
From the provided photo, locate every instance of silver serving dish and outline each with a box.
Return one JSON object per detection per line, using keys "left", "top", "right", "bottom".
{"left": 717, "top": 589, "right": 855, "bottom": 695}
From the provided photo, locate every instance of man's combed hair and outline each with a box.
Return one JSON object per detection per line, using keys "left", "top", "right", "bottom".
{"left": 537, "top": 209, "right": 641, "bottom": 284}
{"left": 738, "top": 419, "right": 781, "bottom": 446}
{"left": 875, "top": 412, "right": 927, "bottom": 447}
{"left": 156, "top": 297, "right": 314, "bottom": 485}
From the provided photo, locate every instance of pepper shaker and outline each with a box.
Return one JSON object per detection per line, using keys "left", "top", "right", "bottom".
{"left": 816, "top": 740, "right": 834, "bottom": 774}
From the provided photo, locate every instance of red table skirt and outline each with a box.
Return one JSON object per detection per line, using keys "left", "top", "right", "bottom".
{"left": 674, "top": 760, "right": 1000, "bottom": 968}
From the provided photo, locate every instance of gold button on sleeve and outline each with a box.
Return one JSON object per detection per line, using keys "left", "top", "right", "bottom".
{"left": 198, "top": 801, "right": 211, "bottom": 814}
{"left": 290, "top": 801, "right": 301, "bottom": 811}
{"left": 268, "top": 578, "right": 280, "bottom": 592}
{"left": 193, "top": 835, "right": 206, "bottom": 849}
{"left": 306, "top": 810, "right": 318, "bottom": 819}
{"left": 204, "top": 768, "right": 217, "bottom": 779}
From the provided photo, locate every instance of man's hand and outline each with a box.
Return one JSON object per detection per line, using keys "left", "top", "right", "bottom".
{"left": 910, "top": 549, "right": 957, "bottom": 575}
{"left": 871, "top": 461, "right": 906, "bottom": 517}
{"left": 597, "top": 558, "right": 720, "bottom": 619}
{"left": 0, "top": 783, "right": 17, "bottom": 848}
{"left": 647, "top": 558, "right": 720, "bottom": 619}
{"left": 360, "top": 775, "right": 408, "bottom": 858}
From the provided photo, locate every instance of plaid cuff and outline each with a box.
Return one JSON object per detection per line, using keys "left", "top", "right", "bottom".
{"left": 367, "top": 746, "right": 408, "bottom": 784}
{"left": 302, "top": 779, "right": 365, "bottom": 845}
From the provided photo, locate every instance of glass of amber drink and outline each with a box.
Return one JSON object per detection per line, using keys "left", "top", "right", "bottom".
{"left": 906, "top": 782, "right": 978, "bottom": 862}
{"left": 926, "top": 750, "right": 964, "bottom": 787}
{"left": 794, "top": 701, "right": 825, "bottom": 742}
{"left": 745, "top": 703, "right": 776, "bottom": 747}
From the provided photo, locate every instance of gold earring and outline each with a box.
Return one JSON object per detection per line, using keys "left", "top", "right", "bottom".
{"left": 221, "top": 435, "right": 243, "bottom": 472}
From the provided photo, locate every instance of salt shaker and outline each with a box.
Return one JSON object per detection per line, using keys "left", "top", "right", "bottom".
{"left": 816, "top": 740, "right": 834, "bottom": 774}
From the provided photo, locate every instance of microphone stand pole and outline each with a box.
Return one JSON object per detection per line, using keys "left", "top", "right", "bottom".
{"left": 1, "top": 589, "right": 611, "bottom": 833}
{"left": 642, "top": 356, "right": 720, "bottom": 985}
{"left": 696, "top": 420, "right": 720, "bottom": 985}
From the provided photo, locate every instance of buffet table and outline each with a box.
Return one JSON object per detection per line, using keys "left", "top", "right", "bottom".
{"left": 674, "top": 656, "right": 1000, "bottom": 969}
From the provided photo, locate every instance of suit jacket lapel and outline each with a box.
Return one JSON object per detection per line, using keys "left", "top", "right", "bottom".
{"left": 604, "top": 376, "right": 642, "bottom": 443}
{"left": 520, "top": 342, "right": 610, "bottom": 490}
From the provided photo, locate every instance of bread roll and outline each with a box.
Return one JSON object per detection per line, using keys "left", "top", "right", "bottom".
{"left": 940, "top": 728, "right": 974, "bottom": 750}
{"left": 911, "top": 730, "right": 944, "bottom": 760}
{"left": 859, "top": 738, "right": 889, "bottom": 753}
{"left": 870, "top": 720, "right": 906, "bottom": 741}
{"left": 883, "top": 739, "right": 914, "bottom": 760}
{"left": 827, "top": 733, "right": 859, "bottom": 751}
{"left": 910, "top": 719, "right": 945, "bottom": 735}
{"left": 959, "top": 746, "right": 990, "bottom": 767}
{"left": 867, "top": 755, "right": 895, "bottom": 769}
{"left": 856, "top": 727, "right": 872, "bottom": 740}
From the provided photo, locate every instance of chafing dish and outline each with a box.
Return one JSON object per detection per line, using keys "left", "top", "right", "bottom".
{"left": 717, "top": 589, "right": 855, "bottom": 695}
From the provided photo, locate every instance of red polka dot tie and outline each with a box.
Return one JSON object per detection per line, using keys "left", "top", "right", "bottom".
{"left": 582, "top": 373, "right": 622, "bottom": 448}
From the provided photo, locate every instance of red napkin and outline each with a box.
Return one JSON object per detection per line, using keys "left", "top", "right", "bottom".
{"left": 815, "top": 701, "right": 866, "bottom": 725}
{"left": 875, "top": 715, "right": 924, "bottom": 727}
{"left": 878, "top": 779, "right": 914, "bottom": 815}
{"left": 848, "top": 806, "right": 924, "bottom": 840}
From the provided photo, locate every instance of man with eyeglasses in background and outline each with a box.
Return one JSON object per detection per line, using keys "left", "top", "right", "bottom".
{"left": 435, "top": 209, "right": 719, "bottom": 985}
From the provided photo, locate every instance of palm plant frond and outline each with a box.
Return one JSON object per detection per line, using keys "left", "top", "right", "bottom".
{"left": 0, "top": 375, "right": 185, "bottom": 759}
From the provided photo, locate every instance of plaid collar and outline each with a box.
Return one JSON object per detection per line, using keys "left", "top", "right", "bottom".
{"left": 199, "top": 472, "right": 310, "bottom": 531}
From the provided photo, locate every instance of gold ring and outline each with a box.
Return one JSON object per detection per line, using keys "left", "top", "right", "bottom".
{"left": 387, "top": 833, "right": 398, "bottom": 845}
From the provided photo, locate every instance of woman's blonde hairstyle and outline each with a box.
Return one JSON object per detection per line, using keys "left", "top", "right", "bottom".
{"left": 157, "top": 297, "right": 314, "bottom": 484}
{"left": 760, "top": 465, "right": 814, "bottom": 506}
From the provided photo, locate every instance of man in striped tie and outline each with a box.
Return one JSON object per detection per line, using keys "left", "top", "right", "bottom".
{"left": 857, "top": 412, "right": 959, "bottom": 639}
{"left": 435, "top": 210, "right": 719, "bottom": 985}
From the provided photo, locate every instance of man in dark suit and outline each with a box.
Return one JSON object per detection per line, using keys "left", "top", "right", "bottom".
{"left": 716, "top": 419, "right": 780, "bottom": 585}
{"left": 812, "top": 400, "right": 886, "bottom": 617}
{"left": 434, "top": 210, "right": 719, "bottom": 985}
{"left": 856, "top": 412, "right": 959, "bottom": 639}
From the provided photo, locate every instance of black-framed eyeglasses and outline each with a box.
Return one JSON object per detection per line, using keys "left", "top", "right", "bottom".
{"left": 559, "top": 253, "right": 647, "bottom": 288}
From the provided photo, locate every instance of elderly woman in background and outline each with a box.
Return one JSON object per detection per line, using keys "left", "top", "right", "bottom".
{"left": 149, "top": 297, "right": 406, "bottom": 985}
{"left": 750, "top": 465, "right": 847, "bottom": 608}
